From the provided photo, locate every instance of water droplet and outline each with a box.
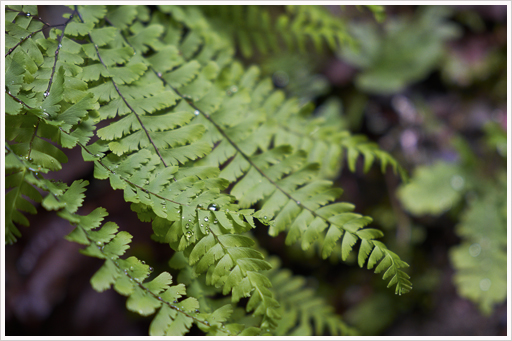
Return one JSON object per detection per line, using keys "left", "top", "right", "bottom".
{"left": 230, "top": 85, "right": 238, "bottom": 93}
{"left": 204, "top": 217, "right": 209, "bottom": 222}
{"left": 226, "top": 209, "right": 229, "bottom": 212}
{"left": 200, "top": 224, "right": 204, "bottom": 227}
{"left": 158, "top": 296, "right": 162, "bottom": 300}
{"left": 141, "top": 261, "right": 146, "bottom": 265}
{"left": 138, "top": 310, "right": 143, "bottom": 314}
{"left": 296, "top": 201, "right": 301, "bottom": 205}
{"left": 213, "top": 220, "right": 218, "bottom": 224}
{"left": 469, "top": 243, "right": 481, "bottom": 257}
{"left": 130, "top": 266, "right": 134, "bottom": 271}
{"left": 157, "top": 72, "right": 162, "bottom": 77}
{"left": 173, "top": 300, "right": 177, "bottom": 303}
{"left": 264, "top": 216, "right": 267, "bottom": 220}
{"left": 176, "top": 307, "right": 180, "bottom": 311}
{"left": 195, "top": 309, "right": 200, "bottom": 313}
{"left": 205, "top": 228, "right": 210, "bottom": 235}
{"left": 149, "top": 267, "right": 154, "bottom": 272}
{"left": 129, "top": 278, "right": 133, "bottom": 282}
{"left": 124, "top": 269, "right": 128, "bottom": 274}
{"left": 134, "top": 278, "right": 139, "bottom": 282}
{"left": 43, "top": 91, "right": 49, "bottom": 98}
{"left": 185, "top": 224, "right": 189, "bottom": 229}
{"left": 58, "top": 43, "right": 62, "bottom": 48}
{"left": 26, "top": 13, "right": 31, "bottom": 16}
{"left": 145, "top": 180, "right": 149, "bottom": 185}
{"left": 194, "top": 110, "right": 200, "bottom": 116}
{"left": 96, "top": 241, "right": 103, "bottom": 246}
{"left": 94, "top": 154, "right": 100, "bottom": 157}
{"left": 188, "top": 219, "right": 191, "bottom": 222}
{"left": 479, "top": 278, "right": 491, "bottom": 291}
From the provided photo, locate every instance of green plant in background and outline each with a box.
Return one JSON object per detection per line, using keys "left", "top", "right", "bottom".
{"left": 340, "top": 6, "right": 461, "bottom": 94}
{"left": 4, "top": 5, "right": 411, "bottom": 336}
{"left": 398, "top": 123, "right": 507, "bottom": 315}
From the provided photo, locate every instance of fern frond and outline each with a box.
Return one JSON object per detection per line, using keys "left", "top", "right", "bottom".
{"left": 267, "top": 257, "right": 358, "bottom": 336}
{"left": 199, "top": 5, "right": 354, "bottom": 58}
{"left": 5, "top": 5, "right": 413, "bottom": 336}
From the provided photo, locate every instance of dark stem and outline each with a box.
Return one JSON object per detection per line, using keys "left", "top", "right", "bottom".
{"left": 6, "top": 91, "right": 32, "bottom": 108}
{"left": 74, "top": 6, "right": 169, "bottom": 168}
{"left": 75, "top": 139, "right": 186, "bottom": 206}
{"left": 44, "top": 12, "right": 76, "bottom": 97}
{"left": 5, "top": 23, "right": 67, "bottom": 58}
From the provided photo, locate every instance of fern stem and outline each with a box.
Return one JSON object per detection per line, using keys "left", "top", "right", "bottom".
{"left": 26, "top": 119, "right": 40, "bottom": 160}
{"left": 4, "top": 21, "right": 67, "bottom": 58}
{"left": 74, "top": 6, "right": 169, "bottom": 168}
{"left": 74, "top": 139, "right": 187, "bottom": 206}
{"left": 5, "top": 91, "right": 32, "bottom": 108}
{"left": 5, "top": 7, "right": 52, "bottom": 27}
{"left": 77, "top": 219, "right": 226, "bottom": 332}
{"left": 45, "top": 11, "right": 76, "bottom": 96}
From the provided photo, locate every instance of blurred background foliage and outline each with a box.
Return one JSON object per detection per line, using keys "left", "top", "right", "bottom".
{"left": 5, "top": 4, "right": 507, "bottom": 336}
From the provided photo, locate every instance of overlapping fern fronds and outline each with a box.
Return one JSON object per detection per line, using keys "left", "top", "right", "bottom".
{"left": 5, "top": 4, "right": 411, "bottom": 336}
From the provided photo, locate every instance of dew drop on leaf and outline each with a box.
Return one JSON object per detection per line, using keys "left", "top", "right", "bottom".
{"left": 230, "top": 85, "right": 238, "bottom": 93}
{"left": 43, "top": 91, "right": 49, "bottom": 97}
{"left": 296, "top": 201, "right": 301, "bottom": 205}
{"left": 157, "top": 72, "right": 162, "bottom": 77}
{"left": 141, "top": 261, "right": 145, "bottom": 265}
{"left": 204, "top": 217, "right": 209, "bottom": 222}
{"left": 185, "top": 224, "right": 189, "bottom": 229}
{"left": 130, "top": 266, "right": 134, "bottom": 271}
{"left": 194, "top": 110, "right": 200, "bottom": 116}
{"left": 149, "top": 267, "right": 153, "bottom": 272}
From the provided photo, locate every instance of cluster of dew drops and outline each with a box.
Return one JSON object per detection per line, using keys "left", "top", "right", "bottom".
{"left": 184, "top": 203, "right": 219, "bottom": 240}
